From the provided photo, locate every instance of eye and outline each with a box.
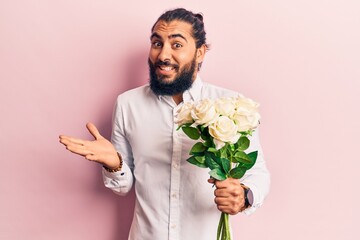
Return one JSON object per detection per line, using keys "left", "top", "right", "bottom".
{"left": 152, "top": 41, "right": 162, "bottom": 48}
{"left": 173, "top": 43, "right": 183, "bottom": 49}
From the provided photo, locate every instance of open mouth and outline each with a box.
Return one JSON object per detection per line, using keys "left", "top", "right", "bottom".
{"left": 158, "top": 66, "right": 174, "bottom": 72}
{"left": 156, "top": 64, "right": 178, "bottom": 76}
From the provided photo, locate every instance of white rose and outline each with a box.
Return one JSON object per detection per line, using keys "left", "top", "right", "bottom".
{"left": 234, "top": 95, "right": 259, "bottom": 112}
{"left": 209, "top": 116, "right": 241, "bottom": 150}
{"left": 174, "top": 102, "right": 194, "bottom": 126}
{"left": 232, "top": 112, "right": 261, "bottom": 132}
{"left": 214, "top": 97, "right": 236, "bottom": 117}
{"left": 191, "top": 99, "right": 218, "bottom": 126}
{"left": 232, "top": 95, "right": 261, "bottom": 132}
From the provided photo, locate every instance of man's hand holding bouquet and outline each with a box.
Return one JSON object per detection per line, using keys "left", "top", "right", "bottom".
{"left": 175, "top": 95, "right": 261, "bottom": 240}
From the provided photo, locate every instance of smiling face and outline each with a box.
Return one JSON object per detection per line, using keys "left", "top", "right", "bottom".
{"left": 148, "top": 20, "right": 205, "bottom": 96}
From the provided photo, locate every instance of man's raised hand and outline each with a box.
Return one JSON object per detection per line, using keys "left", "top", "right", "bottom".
{"left": 59, "top": 123, "right": 120, "bottom": 169}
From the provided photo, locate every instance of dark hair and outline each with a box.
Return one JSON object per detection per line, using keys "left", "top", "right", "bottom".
{"left": 151, "top": 8, "right": 209, "bottom": 50}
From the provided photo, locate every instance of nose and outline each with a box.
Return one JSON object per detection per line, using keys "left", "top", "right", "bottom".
{"left": 157, "top": 44, "right": 172, "bottom": 62}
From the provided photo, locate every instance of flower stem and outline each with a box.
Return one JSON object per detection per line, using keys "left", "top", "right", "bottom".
{"left": 217, "top": 212, "right": 231, "bottom": 240}
{"left": 217, "top": 212, "right": 224, "bottom": 240}
{"left": 224, "top": 213, "right": 230, "bottom": 240}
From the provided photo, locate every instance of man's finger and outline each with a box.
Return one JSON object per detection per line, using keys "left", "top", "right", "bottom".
{"left": 86, "top": 122, "right": 102, "bottom": 140}
{"left": 214, "top": 189, "right": 230, "bottom": 197}
{"left": 214, "top": 180, "right": 228, "bottom": 189}
{"left": 59, "top": 135, "right": 86, "bottom": 146}
{"left": 85, "top": 154, "right": 99, "bottom": 161}
{"left": 214, "top": 196, "right": 229, "bottom": 206}
{"left": 66, "top": 144, "right": 94, "bottom": 156}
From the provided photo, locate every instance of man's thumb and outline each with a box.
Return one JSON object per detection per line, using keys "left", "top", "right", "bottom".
{"left": 86, "top": 122, "right": 102, "bottom": 140}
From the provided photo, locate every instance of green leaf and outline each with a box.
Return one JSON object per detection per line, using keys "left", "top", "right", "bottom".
{"left": 236, "top": 136, "right": 250, "bottom": 151}
{"left": 248, "top": 151, "right": 258, "bottom": 162}
{"left": 207, "top": 147, "right": 217, "bottom": 153}
{"left": 205, "top": 152, "right": 221, "bottom": 170}
{"left": 220, "top": 146, "right": 228, "bottom": 158}
{"left": 229, "top": 166, "right": 247, "bottom": 179}
{"left": 240, "top": 129, "right": 254, "bottom": 136}
{"left": 209, "top": 168, "right": 227, "bottom": 181}
{"left": 182, "top": 126, "right": 200, "bottom": 140}
{"left": 200, "top": 127, "right": 211, "bottom": 141}
{"left": 200, "top": 125, "right": 207, "bottom": 132}
{"left": 187, "top": 156, "right": 207, "bottom": 168}
{"left": 190, "top": 142, "right": 206, "bottom": 154}
{"left": 243, "top": 151, "right": 258, "bottom": 170}
{"left": 207, "top": 154, "right": 230, "bottom": 175}
{"left": 190, "top": 151, "right": 205, "bottom": 157}
{"left": 220, "top": 158, "right": 231, "bottom": 174}
{"left": 233, "top": 151, "right": 252, "bottom": 164}
{"left": 195, "top": 156, "right": 205, "bottom": 164}
{"left": 203, "top": 140, "right": 212, "bottom": 147}
{"left": 177, "top": 122, "right": 193, "bottom": 131}
{"left": 209, "top": 152, "right": 222, "bottom": 165}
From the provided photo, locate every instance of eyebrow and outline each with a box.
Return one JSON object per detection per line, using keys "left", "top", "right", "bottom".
{"left": 150, "top": 32, "right": 188, "bottom": 42}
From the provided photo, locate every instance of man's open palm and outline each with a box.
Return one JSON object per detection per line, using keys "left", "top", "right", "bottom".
{"left": 59, "top": 123, "right": 119, "bottom": 169}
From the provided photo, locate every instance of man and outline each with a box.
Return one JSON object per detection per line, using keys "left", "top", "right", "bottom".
{"left": 59, "top": 8, "right": 270, "bottom": 240}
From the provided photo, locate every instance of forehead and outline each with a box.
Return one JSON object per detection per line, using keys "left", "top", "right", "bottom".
{"left": 152, "top": 20, "right": 194, "bottom": 40}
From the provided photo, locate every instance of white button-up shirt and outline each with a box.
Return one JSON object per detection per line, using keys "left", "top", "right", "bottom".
{"left": 103, "top": 76, "right": 270, "bottom": 240}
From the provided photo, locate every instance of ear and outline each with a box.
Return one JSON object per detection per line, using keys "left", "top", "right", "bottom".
{"left": 196, "top": 44, "right": 206, "bottom": 64}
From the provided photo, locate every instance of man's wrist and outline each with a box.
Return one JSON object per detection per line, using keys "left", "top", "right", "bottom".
{"left": 103, "top": 152, "right": 123, "bottom": 172}
{"left": 241, "top": 184, "right": 253, "bottom": 210}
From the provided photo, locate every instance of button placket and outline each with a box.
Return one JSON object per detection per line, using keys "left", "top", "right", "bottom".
{"left": 169, "top": 107, "right": 182, "bottom": 240}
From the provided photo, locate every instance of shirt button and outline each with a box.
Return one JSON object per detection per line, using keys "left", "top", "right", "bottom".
{"left": 172, "top": 163, "right": 179, "bottom": 169}
{"left": 171, "top": 224, "right": 176, "bottom": 229}
{"left": 171, "top": 193, "right": 177, "bottom": 198}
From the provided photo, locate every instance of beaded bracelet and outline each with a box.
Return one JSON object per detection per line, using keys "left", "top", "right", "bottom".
{"left": 103, "top": 152, "right": 123, "bottom": 172}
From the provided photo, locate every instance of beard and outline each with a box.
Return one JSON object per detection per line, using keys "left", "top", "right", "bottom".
{"left": 148, "top": 56, "right": 197, "bottom": 96}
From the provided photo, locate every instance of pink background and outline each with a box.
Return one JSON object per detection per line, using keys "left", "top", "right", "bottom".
{"left": 1, "top": 0, "right": 359, "bottom": 239}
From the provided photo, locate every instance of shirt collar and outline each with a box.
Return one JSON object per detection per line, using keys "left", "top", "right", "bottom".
{"left": 183, "top": 75, "right": 203, "bottom": 103}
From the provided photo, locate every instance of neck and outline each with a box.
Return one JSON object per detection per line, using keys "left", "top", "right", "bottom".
{"left": 172, "top": 93, "right": 183, "bottom": 105}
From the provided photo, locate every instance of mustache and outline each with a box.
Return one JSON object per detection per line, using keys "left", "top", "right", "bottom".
{"left": 155, "top": 60, "right": 179, "bottom": 69}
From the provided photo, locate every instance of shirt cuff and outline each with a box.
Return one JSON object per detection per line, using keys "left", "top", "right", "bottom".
{"left": 241, "top": 183, "right": 263, "bottom": 215}
{"left": 102, "top": 161, "right": 133, "bottom": 196}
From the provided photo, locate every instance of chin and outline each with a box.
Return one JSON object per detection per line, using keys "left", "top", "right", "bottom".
{"left": 158, "top": 75, "right": 176, "bottom": 84}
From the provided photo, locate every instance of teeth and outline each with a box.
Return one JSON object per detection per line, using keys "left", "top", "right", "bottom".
{"left": 160, "top": 66, "right": 173, "bottom": 71}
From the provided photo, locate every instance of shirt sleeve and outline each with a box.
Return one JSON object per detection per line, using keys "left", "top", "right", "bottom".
{"left": 102, "top": 163, "right": 133, "bottom": 196}
{"left": 102, "top": 95, "right": 134, "bottom": 196}
{"left": 240, "top": 128, "right": 271, "bottom": 215}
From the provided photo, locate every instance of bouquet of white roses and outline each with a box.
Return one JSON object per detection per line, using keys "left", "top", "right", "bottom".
{"left": 175, "top": 95, "right": 261, "bottom": 240}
